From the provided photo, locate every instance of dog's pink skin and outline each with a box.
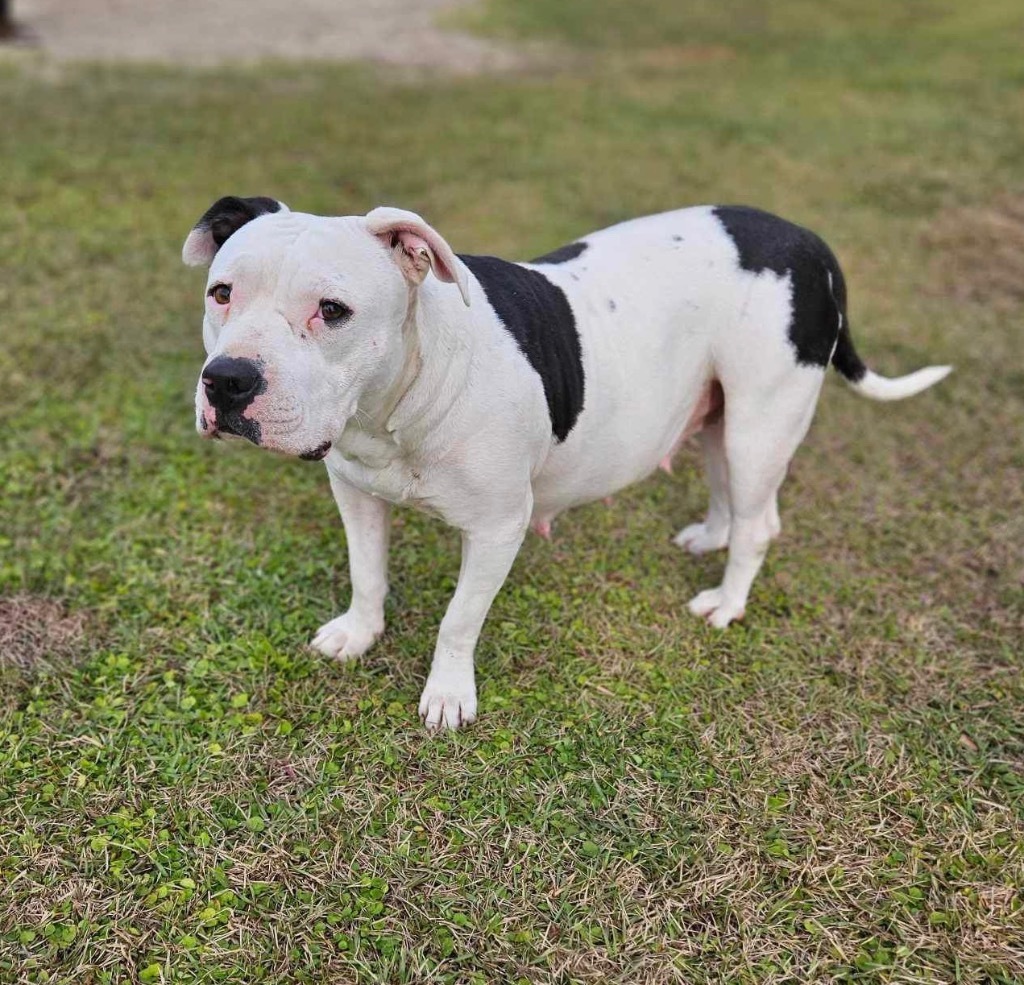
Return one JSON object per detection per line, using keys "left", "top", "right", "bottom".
{"left": 206, "top": 294, "right": 230, "bottom": 317}
{"left": 660, "top": 380, "right": 725, "bottom": 473}
{"left": 202, "top": 401, "right": 218, "bottom": 433}
{"left": 532, "top": 519, "right": 552, "bottom": 539}
{"left": 242, "top": 391, "right": 272, "bottom": 427}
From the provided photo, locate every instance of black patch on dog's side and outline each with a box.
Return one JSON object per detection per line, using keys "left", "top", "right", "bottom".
{"left": 458, "top": 254, "right": 585, "bottom": 441}
{"left": 195, "top": 196, "right": 282, "bottom": 251}
{"left": 530, "top": 241, "right": 588, "bottom": 265}
{"left": 714, "top": 205, "right": 847, "bottom": 369}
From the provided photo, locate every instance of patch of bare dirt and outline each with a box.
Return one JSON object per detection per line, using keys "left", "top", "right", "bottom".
{"left": 0, "top": 594, "right": 88, "bottom": 670}
{"left": 8, "top": 0, "right": 539, "bottom": 74}
{"left": 924, "top": 193, "right": 1024, "bottom": 307}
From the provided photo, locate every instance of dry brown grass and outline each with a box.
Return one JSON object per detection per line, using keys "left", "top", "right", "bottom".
{"left": 0, "top": 594, "right": 88, "bottom": 670}
{"left": 924, "top": 193, "right": 1024, "bottom": 307}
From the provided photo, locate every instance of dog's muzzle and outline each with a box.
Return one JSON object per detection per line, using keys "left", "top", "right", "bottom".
{"left": 201, "top": 355, "right": 265, "bottom": 443}
{"left": 198, "top": 356, "right": 332, "bottom": 460}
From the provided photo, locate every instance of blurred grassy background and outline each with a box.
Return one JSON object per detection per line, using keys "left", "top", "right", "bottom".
{"left": 0, "top": 0, "right": 1022, "bottom": 982}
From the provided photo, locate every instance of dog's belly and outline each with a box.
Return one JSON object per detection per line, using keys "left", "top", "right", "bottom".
{"left": 531, "top": 372, "right": 718, "bottom": 522}
{"left": 528, "top": 207, "right": 738, "bottom": 523}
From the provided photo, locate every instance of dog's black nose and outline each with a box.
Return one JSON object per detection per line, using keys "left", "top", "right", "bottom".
{"left": 202, "top": 356, "right": 263, "bottom": 412}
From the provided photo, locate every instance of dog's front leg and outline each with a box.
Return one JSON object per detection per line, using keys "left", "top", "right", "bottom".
{"left": 311, "top": 471, "right": 390, "bottom": 661}
{"left": 419, "top": 523, "right": 527, "bottom": 731}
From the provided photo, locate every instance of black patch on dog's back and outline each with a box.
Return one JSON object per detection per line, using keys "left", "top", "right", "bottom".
{"left": 458, "top": 254, "right": 585, "bottom": 441}
{"left": 530, "top": 241, "right": 588, "bottom": 265}
{"left": 714, "top": 205, "right": 845, "bottom": 368}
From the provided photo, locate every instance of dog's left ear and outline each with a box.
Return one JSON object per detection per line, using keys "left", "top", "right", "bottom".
{"left": 365, "top": 207, "right": 471, "bottom": 306}
{"left": 182, "top": 195, "right": 288, "bottom": 266}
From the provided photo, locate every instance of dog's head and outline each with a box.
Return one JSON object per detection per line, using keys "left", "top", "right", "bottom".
{"left": 183, "top": 196, "right": 470, "bottom": 459}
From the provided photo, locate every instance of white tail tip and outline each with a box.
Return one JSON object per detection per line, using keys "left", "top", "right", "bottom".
{"left": 847, "top": 365, "right": 952, "bottom": 402}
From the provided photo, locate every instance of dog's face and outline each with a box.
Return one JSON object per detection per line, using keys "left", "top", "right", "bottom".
{"left": 183, "top": 197, "right": 469, "bottom": 460}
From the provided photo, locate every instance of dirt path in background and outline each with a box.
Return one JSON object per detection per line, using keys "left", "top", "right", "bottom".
{"left": 10, "top": 0, "right": 534, "bottom": 73}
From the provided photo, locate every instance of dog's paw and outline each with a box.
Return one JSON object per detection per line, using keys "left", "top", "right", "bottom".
{"left": 687, "top": 587, "right": 745, "bottom": 629}
{"left": 418, "top": 673, "right": 477, "bottom": 732}
{"left": 706, "top": 601, "right": 745, "bottom": 629}
{"left": 688, "top": 586, "right": 724, "bottom": 616}
{"left": 310, "top": 611, "right": 382, "bottom": 661}
{"left": 673, "top": 522, "right": 729, "bottom": 555}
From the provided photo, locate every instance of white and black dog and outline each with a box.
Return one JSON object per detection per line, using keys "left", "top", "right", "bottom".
{"left": 183, "top": 197, "right": 950, "bottom": 729}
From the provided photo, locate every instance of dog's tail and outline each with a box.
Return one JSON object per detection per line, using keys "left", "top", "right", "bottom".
{"left": 828, "top": 266, "right": 952, "bottom": 402}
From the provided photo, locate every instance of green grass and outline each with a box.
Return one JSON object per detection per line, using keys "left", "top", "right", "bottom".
{"left": 1, "top": 1, "right": 1023, "bottom": 981}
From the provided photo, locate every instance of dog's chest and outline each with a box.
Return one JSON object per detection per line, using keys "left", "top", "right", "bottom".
{"left": 325, "top": 428, "right": 445, "bottom": 514}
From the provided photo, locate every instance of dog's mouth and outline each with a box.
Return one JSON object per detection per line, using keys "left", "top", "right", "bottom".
{"left": 198, "top": 406, "right": 331, "bottom": 461}
{"left": 204, "top": 415, "right": 261, "bottom": 446}
{"left": 206, "top": 427, "right": 330, "bottom": 462}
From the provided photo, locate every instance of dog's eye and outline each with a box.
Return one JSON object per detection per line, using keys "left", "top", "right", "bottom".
{"left": 319, "top": 299, "right": 352, "bottom": 323}
{"left": 208, "top": 284, "right": 231, "bottom": 305}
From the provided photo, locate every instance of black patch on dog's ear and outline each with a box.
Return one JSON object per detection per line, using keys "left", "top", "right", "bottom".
{"left": 713, "top": 205, "right": 846, "bottom": 369}
{"left": 530, "top": 241, "right": 588, "bottom": 265}
{"left": 458, "top": 254, "right": 585, "bottom": 442}
{"left": 183, "top": 196, "right": 284, "bottom": 266}
{"left": 199, "top": 196, "right": 282, "bottom": 248}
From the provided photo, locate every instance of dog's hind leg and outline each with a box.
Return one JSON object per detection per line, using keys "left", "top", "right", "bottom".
{"left": 688, "top": 367, "right": 824, "bottom": 628}
{"left": 674, "top": 415, "right": 731, "bottom": 554}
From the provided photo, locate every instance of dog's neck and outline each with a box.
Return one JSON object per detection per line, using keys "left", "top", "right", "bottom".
{"left": 335, "top": 279, "right": 476, "bottom": 468}
{"left": 356, "top": 286, "right": 425, "bottom": 428}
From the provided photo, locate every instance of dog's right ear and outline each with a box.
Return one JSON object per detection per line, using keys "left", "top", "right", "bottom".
{"left": 365, "top": 207, "right": 471, "bottom": 306}
{"left": 182, "top": 196, "right": 288, "bottom": 266}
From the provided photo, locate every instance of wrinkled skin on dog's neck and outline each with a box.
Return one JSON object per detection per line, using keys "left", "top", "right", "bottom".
{"left": 331, "top": 276, "right": 482, "bottom": 482}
